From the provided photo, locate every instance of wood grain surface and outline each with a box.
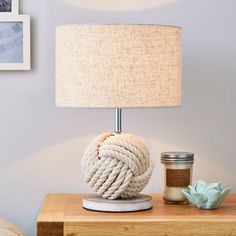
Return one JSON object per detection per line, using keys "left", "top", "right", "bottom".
{"left": 37, "top": 194, "right": 236, "bottom": 236}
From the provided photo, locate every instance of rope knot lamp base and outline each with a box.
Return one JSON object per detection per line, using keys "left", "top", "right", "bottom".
{"left": 81, "top": 132, "right": 154, "bottom": 212}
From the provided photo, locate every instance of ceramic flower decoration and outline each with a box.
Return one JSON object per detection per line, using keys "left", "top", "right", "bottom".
{"left": 181, "top": 180, "right": 231, "bottom": 209}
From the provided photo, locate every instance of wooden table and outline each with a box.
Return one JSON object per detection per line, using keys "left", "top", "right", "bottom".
{"left": 37, "top": 194, "right": 236, "bottom": 236}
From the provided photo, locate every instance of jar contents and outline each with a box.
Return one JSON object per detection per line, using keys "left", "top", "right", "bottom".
{"left": 161, "top": 152, "right": 194, "bottom": 204}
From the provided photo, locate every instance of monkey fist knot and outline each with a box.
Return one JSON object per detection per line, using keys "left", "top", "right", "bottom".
{"left": 82, "top": 133, "right": 154, "bottom": 200}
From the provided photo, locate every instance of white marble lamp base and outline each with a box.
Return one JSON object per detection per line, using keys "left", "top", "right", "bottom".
{"left": 83, "top": 194, "right": 153, "bottom": 212}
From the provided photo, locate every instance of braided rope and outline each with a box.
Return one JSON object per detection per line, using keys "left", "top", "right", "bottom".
{"left": 81, "top": 133, "right": 154, "bottom": 200}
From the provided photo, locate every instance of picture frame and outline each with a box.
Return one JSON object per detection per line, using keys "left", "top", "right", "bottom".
{"left": 0, "top": 14, "right": 31, "bottom": 70}
{"left": 0, "top": 0, "right": 19, "bottom": 15}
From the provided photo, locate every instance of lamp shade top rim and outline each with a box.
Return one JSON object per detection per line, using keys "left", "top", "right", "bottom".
{"left": 56, "top": 23, "right": 182, "bottom": 30}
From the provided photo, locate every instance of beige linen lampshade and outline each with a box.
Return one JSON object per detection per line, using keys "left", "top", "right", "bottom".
{"left": 56, "top": 24, "right": 182, "bottom": 108}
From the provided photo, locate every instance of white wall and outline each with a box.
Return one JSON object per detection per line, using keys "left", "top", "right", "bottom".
{"left": 0, "top": 0, "right": 235, "bottom": 235}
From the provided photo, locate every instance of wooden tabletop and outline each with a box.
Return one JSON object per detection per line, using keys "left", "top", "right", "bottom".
{"left": 37, "top": 194, "right": 236, "bottom": 236}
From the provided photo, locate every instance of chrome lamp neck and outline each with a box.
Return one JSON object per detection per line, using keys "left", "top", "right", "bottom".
{"left": 115, "top": 108, "right": 122, "bottom": 134}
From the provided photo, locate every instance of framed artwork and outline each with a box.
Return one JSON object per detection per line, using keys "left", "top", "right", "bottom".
{"left": 0, "top": 0, "right": 31, "bottom": 70}
{"left": 0, "top": 0, "right": 19, "bottom": 15}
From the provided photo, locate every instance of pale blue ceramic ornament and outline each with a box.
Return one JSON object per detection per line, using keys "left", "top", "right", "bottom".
{"left": 181, "top": 180, "right": 231, "bottom": 209}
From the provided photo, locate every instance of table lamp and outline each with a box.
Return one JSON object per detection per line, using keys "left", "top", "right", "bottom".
{"left": 56, "top": 24, "right": 182, "bottom": 212}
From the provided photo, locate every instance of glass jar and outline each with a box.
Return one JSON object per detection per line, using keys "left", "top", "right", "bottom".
{"left": 161, "top": 152, "right": 194, "bottom": 204}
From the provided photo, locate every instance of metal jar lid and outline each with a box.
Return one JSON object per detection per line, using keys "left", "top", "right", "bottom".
{"left": 161, "top": 152, "right": 194, "bottom": 163}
